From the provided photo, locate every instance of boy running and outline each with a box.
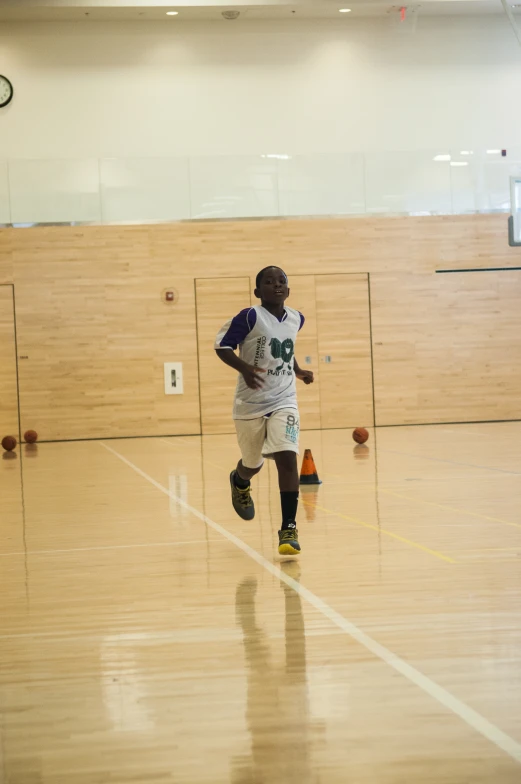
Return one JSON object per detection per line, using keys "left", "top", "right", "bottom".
{"left": 215, "top": 266, "right": 314, "bottom": 555}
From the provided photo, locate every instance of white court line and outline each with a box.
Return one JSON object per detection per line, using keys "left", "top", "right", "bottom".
{"left": 161, "top": 436, "right": 200, "bottom": 446}
{"left": 100, "top": 440, "right": 521, "bottom": 765}
{"left": 0, "top": 539, "right": 221, "bottom": 558}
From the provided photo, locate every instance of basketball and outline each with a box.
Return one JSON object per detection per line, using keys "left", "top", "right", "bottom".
{"left": 352, "top": 427, "right": 369, "bottom": 444}
{"left": 2, "top": 435, "right": 17, "bottom": 452}
{"left": 24, "top": 430, "right": 38, "bottom": 444}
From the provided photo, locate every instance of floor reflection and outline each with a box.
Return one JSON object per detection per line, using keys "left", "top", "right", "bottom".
{"left": 232, "top": 563, "right": 316, "bottom": 784}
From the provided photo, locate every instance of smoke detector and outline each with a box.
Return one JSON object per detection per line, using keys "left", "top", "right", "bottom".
{"left": 222, "top": 10, "right": 240, "bottom": 19}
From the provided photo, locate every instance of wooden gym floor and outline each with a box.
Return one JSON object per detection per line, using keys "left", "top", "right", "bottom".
{"left": 1, "top": 423, "right": 521, "bottom": 783}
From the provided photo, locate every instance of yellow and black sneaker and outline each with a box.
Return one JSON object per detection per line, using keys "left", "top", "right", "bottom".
{"left": 278, "top": 522, "right": 301, "bottom": 555}
{"left": 229, "top": 471, "right": 255, "bottom": 521}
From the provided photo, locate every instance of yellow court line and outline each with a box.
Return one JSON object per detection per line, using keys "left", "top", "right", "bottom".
{"left": 101, "top": 441, "right": 521, "bottom": 763}
{"left": 162, "top": 445, "right": 520, "bottom": 531}
{"left": 323, "top": 469, "right": 521, "bottom": 532}
{"left": 161, "top": 441, "right": 455, "bottom": 563}
{"left": 377, "top": 488, "right": 521, "bottom": 531}
{"left": 301, "top": 499, "right": 456, "bottom": 564}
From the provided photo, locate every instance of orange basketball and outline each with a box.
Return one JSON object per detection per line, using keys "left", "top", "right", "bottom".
{"left": 352, "top": 427, "right": 369, "bottom": 444}
{"left": 24, "top": 430, "right": 38, "bottom": 444}
{"left": 2, "top": 435, "right": 17, "bottom": 452}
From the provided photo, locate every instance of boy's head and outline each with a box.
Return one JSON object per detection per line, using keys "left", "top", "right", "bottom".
{"left": 254, "top": 266, "right": 289, "bottom": 305}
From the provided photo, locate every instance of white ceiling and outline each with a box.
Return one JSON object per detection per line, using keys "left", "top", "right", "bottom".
{"left": 0, "top": 0, "right": 518, "bottom": 21}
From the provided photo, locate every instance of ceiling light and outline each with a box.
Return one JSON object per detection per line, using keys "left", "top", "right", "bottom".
{"left": 450, "top": 161, "right": 469, "bottom": 167}
{"left": 460, "top": 150, "right": 473, "bottom": 156}
{"left": 433, "top": 154, "right": 451, "bottom": 162}
{"left": 166, "top": 11, "right": 179, "bottom": 15}
{"left": 339, "top": 8, "right": 352, "bottom": 12}
{"left": 487, "top": 149, "right": 501, "bottom": 155}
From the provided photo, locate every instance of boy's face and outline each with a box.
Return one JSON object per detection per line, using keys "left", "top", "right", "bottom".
{"left": 255, "top": 267, "right": 289, "bottom": 305}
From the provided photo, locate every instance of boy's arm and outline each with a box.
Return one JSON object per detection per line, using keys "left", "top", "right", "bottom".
{"left": 216, "top": 349, "right": 266, "bottom": 390}
{"left": 293, "top": 357, "right": 314, "bottom": 385}
{"left": 215, "top": 307, "right": 265, "bottom": 390}
{"left": 293, "top": 313, "right": 313, "bottom": 384}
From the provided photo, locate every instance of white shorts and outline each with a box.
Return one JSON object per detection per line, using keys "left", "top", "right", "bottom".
{"left": 234, "top": 407, "right": 300, "bottom": 470}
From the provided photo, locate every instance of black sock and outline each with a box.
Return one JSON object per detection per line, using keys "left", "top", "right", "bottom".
{"left": 234, "top": 471, "right": 250, "bottom": 489}
{"left": 280, "top": 491, "right": 299, "bottom": 529}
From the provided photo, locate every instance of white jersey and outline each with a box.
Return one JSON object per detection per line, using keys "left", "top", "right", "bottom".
{"left": 215, "top": 305, "right": 305, "bottom": 420}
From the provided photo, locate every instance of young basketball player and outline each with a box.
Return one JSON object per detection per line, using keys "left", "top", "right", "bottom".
{"left": 215, "top": 266, "right": 314, "bottom": 555}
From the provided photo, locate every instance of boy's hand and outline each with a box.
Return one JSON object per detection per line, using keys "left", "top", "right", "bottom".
{"left": 296, "top": 368, "right": 314, "bottom": 385}
{"left": 241, "top": 364, "right": 266, "bottom": 390}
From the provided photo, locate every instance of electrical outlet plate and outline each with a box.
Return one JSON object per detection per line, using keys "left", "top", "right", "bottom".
{"left": 164, "top": 362, "right": 184, "bottom": 395}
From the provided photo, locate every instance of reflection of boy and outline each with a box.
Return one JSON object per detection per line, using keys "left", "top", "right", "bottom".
{"left": 232, "top": 572, "right": 311, "bottom": 783}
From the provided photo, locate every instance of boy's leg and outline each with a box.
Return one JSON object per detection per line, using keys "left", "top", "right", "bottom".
{"left": 274, "top": 450, "right": 299, "bottom": 524}
{"left": 273, "top": 450, "right": 299, "bottom": 491}
{"left": 274, "top": 451, "right": 301, "bottom": 554}
{"left": 230, "top": 417, "right": 266, "bottom": 521}
{"left": 234, "top": 459, "right": 263, "bottom": 486}
{"left": 264, "top": 409, "right": 301, "bottom": 555}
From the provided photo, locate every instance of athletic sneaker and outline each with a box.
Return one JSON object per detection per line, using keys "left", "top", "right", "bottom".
{"left": 278, "top": 522, "right": 301, "bottom": 555}
{"left": 229, "top": 470, "right": 255, "bottom": 520}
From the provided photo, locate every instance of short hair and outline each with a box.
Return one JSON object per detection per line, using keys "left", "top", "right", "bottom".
{"left": 255, "top": 266, "right": 288, "bottom": 289}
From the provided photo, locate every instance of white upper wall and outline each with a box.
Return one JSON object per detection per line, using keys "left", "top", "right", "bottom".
{"left": 1, "top": 17, "right": 520, "bottom": 159}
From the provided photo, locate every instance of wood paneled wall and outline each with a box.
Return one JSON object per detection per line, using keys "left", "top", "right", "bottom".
{"left": 196, "top": 277, "right": 251, "bottom": 435}
{"left": 0, "top": 286, "right": 19, "bottom": 441}
{"left": 371, "top": 270, "right": 521, "bottom": 425}
{"left": 0, "top": 214, "right": 520, "bottom": 440}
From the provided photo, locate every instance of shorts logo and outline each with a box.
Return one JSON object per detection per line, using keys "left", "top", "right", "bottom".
{"left": 285, "top": 413, "right": 299, "bottom": 444}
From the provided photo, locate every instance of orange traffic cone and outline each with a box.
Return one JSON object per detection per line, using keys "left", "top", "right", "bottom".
{"left": 299, "top": 449, "right": 322, "bottom": 485}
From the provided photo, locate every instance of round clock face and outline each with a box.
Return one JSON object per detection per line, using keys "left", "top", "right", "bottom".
{"left": 0, "top": 75, "right": 13, "bottom": 108}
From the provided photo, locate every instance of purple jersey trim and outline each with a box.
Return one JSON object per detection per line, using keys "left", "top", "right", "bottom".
{"left": 218, "top": 307, "right": 257, "bottom": 349}
{"left": 218, "top": 307, "right": 304, "bottom": 350}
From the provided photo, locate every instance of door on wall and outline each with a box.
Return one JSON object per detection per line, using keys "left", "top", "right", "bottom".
{"left": 0, "top": 285, "right": 20, "bottom": 440}
{"left": 196, "top": 274, "right": 374, "bottom": 435}
{"left": 289, "top": 274, "right": 374, "bottom": 430}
